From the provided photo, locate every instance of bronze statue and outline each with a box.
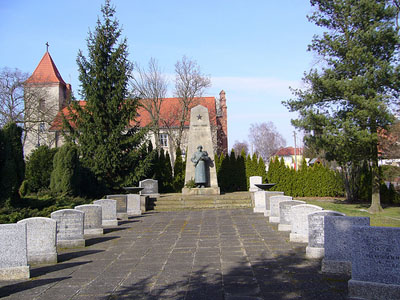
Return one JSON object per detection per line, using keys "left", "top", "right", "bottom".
{"left": 191, "top": 145, "right": 209, "bottom": 188}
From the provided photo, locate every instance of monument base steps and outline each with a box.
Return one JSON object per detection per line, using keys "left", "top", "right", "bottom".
{"left": 0, "top": 266, "right": 30, "bottom": 280}
{"left": 289, "top": 233, "right": 308, "bottom": 243}
{"left": 182, "top": 187, "right": 220, "bottom": 195}
{"left": 28, "top": 253, "right": 57, "bottom": 265}
{"left": 321, "top": 259, "right": 351, "bottom": 276}
{"left": 348, "top": 279, "right": 400, "bottom": 300}
{"left": 57, "top": 239, "right": 85, "bottom": 249}
{"left": 305, "top": 246, "right": 324, "bottom": 259}
{"left": 102, "top": 220, "right": 118, "bottom": 227}
{"left": 150, "top": 192, "right": 252, "bottom": 211}
{"left": 278, "top": 224, "right": 291, "bottom": 231}
{"left": 84, "top": 228, "right": 103, "bottom": 236}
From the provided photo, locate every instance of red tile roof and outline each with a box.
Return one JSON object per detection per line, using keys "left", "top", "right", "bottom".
{"left": 274, "top": 147, "right": 303, "bottom": 156}
{"left": 50, "top": 97, "right": 217, "bottom": 131}
{"left": 26, "top": 52, "right": 66, "bottom": 85}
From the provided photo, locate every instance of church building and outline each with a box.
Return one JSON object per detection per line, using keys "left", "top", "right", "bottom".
{"left": 24, "top": 51, "right": 228, "bottom": 162}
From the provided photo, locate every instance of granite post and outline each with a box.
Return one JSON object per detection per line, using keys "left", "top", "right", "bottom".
{"left": 75, "top": 204, "right": 103, "bottom": 236}
{"left": 321, "top": 216, "right": 370, "bottom": 275}
{"left": 305, "top": 211, "right": 345, "bottom": 259}
{"left": 17, "top": 217, "right": 57, "bottom": 265}
{"left": 93, "top": 199, "right": 118, "bottom": 226}
{"left": 269, "top": 195, "right": 293, "bottom": 223}
{"left": 126, "top": 194, "right": 141, "bottom": 216}
{"left": 0, "top": 223, "right": 30, "bottom": 280}
{"left": 106, "top": 194, "right": 128, "bottom": 220}
{"left": 278, "top": 200, "right": 306, "bottom": 231}
{"left": 51, "top": 209, "right": 85, "bottom": 248}
{"left": 348, "top": 226, "right": 400, "bottom": 300}
{"left": 289, "top": 204, "right": 323, "bottom": 243}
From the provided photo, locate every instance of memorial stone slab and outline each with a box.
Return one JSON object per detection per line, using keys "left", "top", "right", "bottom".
{"left": 17, "top": 217, "right": 57, "bottom": 265}
{"left": 140, "top": 195, "right": 148, "bottom": 213}
{"left": 269, "top": 195, "right": 293, "bottom": 223}
{"left": 264, "top": 191, "right": 285, "bottom": 216}
{"left": 0, "top": 223, "right": 30, "bottom": 280}
{"left": 253, "top": 191, "right": 266, "bottom": 213}
{"left": 278, "top": 200, "right": 306, "bottom": 231}
{"left": 289, "top": 204, "right": 323, "bottom": 243}
{"left": 75, "top": 204, "right": 103, "bottom": 236}
{"left": 305, "top": 211, "right": 345, "bottom": 259}
{"left": 106, "top": 194, "right": 128, "bottom": 219}
{"left": 126, "top": 194, "right": 141, "bottom": 216}
{"left": 51, "top": 209, "right": 85, "bottom": 248}
{"left": 139, "top": 179, "right": 159, "bottom": 195}
{"left": 348, "top": 226, "right": 400, "bottom": 300}
{"left": 249, "top": 176, "right": 262, "bottom": 192}
{"left": 93, "top": 199, "right": 118, "bottom": 226}
{"left": 321, "top": 216, "right": 370, "bottom": 275}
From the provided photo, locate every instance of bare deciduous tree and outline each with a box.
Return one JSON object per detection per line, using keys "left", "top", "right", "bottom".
{"left": 232, "top": 140, "right": 249, "bottom": 157}
{"left": 165, "top": 56, "right": 211, "bottom": 150}
{"left": 248, "top": 122, "right": 286, "bottom": 162}
{"left": 0, "top": 67, "right": 28, "bottom": 127}
{"left": 131, "top": 58, "right": 168, "bottom": 149}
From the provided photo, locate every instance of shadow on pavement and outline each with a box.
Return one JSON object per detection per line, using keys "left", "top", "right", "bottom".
{"left": 103, "top": 227, "right": 129, "bottom": 234}
{"left": 57, "top": 249, "right": 105, "bottom": 263}
{"left": 85, "top": 236, "right": 120, "bottom": 247}
{"left": 30, "top": 261, "right": 91, "bottom": 277}
{"left": 109, "top": 251, "right": 349, "bottom": 300}
{"left": 0, "top": 277, "right": 70, "bottom": 298}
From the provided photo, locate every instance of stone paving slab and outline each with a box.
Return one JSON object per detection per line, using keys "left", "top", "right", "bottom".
{"left": 0, "top": 209, "right": 349, "bottom": 299}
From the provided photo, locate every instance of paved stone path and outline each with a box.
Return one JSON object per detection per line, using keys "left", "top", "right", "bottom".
{"left": 0, "top": 209, "right": 349, "bottom": 299}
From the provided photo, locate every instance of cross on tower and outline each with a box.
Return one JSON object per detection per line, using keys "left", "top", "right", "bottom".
{"left": 45, "top": 42, "right": 49, "bottom": 52}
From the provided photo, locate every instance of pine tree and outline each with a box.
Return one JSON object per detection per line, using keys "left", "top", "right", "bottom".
{"left": 67, "top": 0, "right": 151, "bottom": 190}
{"left": 284, "top": 0, "right": 400, "bottom": 212}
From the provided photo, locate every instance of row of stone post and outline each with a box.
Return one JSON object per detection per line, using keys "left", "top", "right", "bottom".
{"left": 249, "top": 175, "right": 400, "bottom": 300}
{"left": 0, "top": 192, "right": 145, "bottom": 281}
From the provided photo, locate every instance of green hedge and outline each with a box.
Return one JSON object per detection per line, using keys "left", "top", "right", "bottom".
{"left": 267, "top": 157, "right": 345, "bottom": 197}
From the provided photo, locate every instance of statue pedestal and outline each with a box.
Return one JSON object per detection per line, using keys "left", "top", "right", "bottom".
{"left": 182, "top": 187, "right": 220, "bottom": 195}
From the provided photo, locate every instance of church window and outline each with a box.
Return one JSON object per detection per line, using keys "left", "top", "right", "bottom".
{"left": 159, "top": 133, "right": 168, "bottom": 147}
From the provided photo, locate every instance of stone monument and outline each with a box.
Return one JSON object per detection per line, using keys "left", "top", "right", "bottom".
{"left": 51, "top": 209, "right": 85, "bottom": 248}
{"left": 182, "top": 105, "right": 219, "bottom": 195}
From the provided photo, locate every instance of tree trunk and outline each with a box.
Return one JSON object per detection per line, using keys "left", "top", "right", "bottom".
{"left": 368, "top": 145, "right": 383, "bottom": 213}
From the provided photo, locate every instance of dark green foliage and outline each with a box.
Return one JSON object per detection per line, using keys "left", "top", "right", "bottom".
{"left": 216, "top": 149, "right": 266, "bottom": 193}
{"left": 154, "top": 149, "right": 173, "bottom": 193}
{"left": 66, "top": 0, "right": 152, "bottom": 191}
{"left": 257, "top": 156, "right": 267, "bottom": 184}
{"left": 25, "top": 145, "right": 58, "bottom": 193}
{"left": 50, "top": 144, "right": 80, "bottom": 196}
{"left": 0, "top": 122, "right": 25, "bottom": 205}
{"left": 267, "top": 158, "right": 344, "bottom": 197}
{"left": 172, "top": 147, "right": 185, "bottom": 192}
{"left": 381, "top": 165, "right": 400, "bottom": 182}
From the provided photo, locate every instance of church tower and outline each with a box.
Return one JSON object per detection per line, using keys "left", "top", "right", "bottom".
{"left": 24, "top": 49, "right": 71, "bottom": 157}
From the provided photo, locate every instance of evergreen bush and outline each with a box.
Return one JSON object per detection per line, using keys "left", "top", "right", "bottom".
{"left": 25, "top": 145, "right": 58, "bottom": 193}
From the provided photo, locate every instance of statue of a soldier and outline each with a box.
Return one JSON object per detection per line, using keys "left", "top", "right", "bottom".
{"left": 191, "top": 145, "right": 209, "bottom": 188}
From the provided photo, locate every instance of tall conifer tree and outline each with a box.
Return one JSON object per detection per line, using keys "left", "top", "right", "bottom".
{"left": 284, "top": 0, "right": 400, "bottom": 212}
{"left": 68, "top": 0, "right": 150, "bottom": 190}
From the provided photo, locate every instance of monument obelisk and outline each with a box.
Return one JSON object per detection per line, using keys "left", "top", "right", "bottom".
{"left": 182, "top": 105, "right": 220, "bottom": 195}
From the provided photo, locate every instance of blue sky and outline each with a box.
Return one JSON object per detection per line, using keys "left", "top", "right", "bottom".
{"left": 0, "top": 0, "right": 321, "bottom": 149}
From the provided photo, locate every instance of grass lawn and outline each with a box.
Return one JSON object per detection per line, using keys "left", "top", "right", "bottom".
{"left": 297, "top": 197, "right": 400, "bottom": 227}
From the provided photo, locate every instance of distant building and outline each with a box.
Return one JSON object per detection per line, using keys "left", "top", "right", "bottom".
{"left": 24, "top": 50, "right": 228, "bottom": 162}
{"left": 273, "top": 147, "right": 304, "bottom": 169}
